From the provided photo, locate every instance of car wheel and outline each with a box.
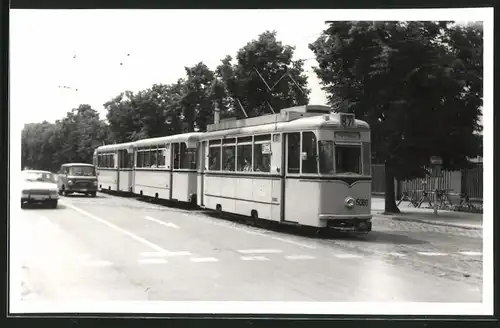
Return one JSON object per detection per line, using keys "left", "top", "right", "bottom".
{"left": 21, "top": 201, "right": 26, "bottom": 209}
{"left": 48, "top": 200, "right": 58, "bottom": 209}
{"left": 90, "top": 192, "right": 97, "bottom": 197}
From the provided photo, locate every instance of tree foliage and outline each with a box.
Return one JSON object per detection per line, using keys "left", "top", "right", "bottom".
{"left": 21, "top": 105, "right": 110, "bottom": 172}
{"left": 216, "top": 30, "right": 311, "bottom": 118}
{"left": 309, "top": 21, "right": 483, "bottom": 212}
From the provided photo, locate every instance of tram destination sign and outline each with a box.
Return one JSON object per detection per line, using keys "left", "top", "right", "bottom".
{"left": 335, "top": 131, "right": 360, "bottom": 141}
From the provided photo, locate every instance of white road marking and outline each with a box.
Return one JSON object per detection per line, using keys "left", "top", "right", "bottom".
{"left": 190, "top": 257, "right": 219, "bottom": 262}
{"left": 333, "top": 254, "right": 363, "bottom": 259}
{"left": 417, "top": 252, "right": 449, "bottom": 256}
{"left": 201, "top": 218, "right": 317, "bottom": 249}
{"left": 144, "top": 216, "right": 179, "bottom": 229}
{"left": 61, "top": 200, "right": 170, "bottom": 254}
{"left": 140, "top": 252, "right": 168, "bottom": 257}
{"left": 83, "top": 260, "right": 113, "bottom": 267}
{"left": 285, "top": 255, "right": 316, "bottom": 260}
{"left": 138, "top": 258, "right": 168, "bottom": 264}
{"left": 237, "top": 249, "right": 283, "bottom": 254}
{"left": 165, "top": 251, "right": 192, "bottom": 257}
{"left": 240, "top": 256, "right": 270, "bottom": 261}
{"left": 458, "top": 251, "right": 482, "bottom": 256}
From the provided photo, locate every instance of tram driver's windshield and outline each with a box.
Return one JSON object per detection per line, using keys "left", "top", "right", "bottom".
{"left": 335, "top": 145, "right": 362, "bottom": 174}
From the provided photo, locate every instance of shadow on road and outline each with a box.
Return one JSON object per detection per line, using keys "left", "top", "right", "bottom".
{"left": 20, "top": 203, "right": 68, "bottom": 210}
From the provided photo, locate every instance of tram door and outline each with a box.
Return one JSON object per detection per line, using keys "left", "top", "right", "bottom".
{"left": 281, "top": 132, "right": 301, "bottom": 223}
{"left": 197, "top": 141, "right": 207, "bottom": 207}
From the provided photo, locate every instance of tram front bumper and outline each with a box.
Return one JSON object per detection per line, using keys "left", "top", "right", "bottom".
{"left": 319, "top": 214, "right": 372, "bottom": 232}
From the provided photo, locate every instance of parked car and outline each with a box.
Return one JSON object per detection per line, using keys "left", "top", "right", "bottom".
{"left": 57, "top": 163, "right": 98, "bottom": 197}
{"left": 21, "top": 170, "right": 59, "bottom": 209}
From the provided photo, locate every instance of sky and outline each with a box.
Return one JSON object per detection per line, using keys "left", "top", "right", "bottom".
{"left": 10, "top": 9, "right": 488, "bottom": 128}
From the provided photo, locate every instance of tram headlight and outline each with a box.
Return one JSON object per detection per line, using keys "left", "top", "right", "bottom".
{"left": 344, "top": 197, "right": 355, "bottom": 209}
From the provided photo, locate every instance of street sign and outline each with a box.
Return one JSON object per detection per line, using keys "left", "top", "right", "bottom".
{"left": 430, "top": 156, "right": 443, "bottom": 165}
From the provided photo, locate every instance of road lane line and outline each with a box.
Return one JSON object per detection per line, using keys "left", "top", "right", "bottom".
{"left": 165, "top": 251, "right": 192, "bottom": 257}
{"left": 140, "top": 252, "right": 168, "bottom": 257}
{"left": 240, "top": 256, "right": 270, "bottom": 261}
{"left": 144, "top": 216, "right": 179, "bottom": 229}
{"left": 138, "top": 258, "right": 168, "bottom": 264}
{"left": 61, "top": 200, "right": 170, "bottom": 254}
{"left": 284, "top": 255, "right": 316, "bottom": 260}
{"left": 237, "top": 249, "right": 283, "bottom": 254}
{"left": 333, "top": 254, "right": 363, "bottom": 259}
{"left": 417, "top": 252, "right": 449, "bottom": 256}
{"left": 458, "top": 251, "right": 482, "bottom": 256}
{"left": 190, "top": 257, "right": 219, "bottom": 262}
{"left": 198, "top": 218, "right": 317, "bottom": 249}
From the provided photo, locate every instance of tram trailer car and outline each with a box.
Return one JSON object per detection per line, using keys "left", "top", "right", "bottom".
{"left": 197, "top": 105, "right": 372, "bottom": 233}
{"left": 94, "top": 142, "right": 135, "bottom": 193}
{"left": 132, "top": 133, "right": 203, "bottom": 204}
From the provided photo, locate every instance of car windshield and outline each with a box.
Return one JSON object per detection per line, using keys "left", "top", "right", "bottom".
{"left": 23, "top": 172, "right": 56, "bottom": 183}
{"left": 68, "top": 166, "right": 96, "bottom": 176}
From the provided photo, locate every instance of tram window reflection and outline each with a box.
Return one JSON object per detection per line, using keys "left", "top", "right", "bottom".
{"left": 209, "top": 146, "right": 221, "bottom": 171}
{"left": 287, "top": 133, "right": 300, "bottom": 174}
{"left": 222, "top": 145, "right": 236, "bottom": 171}
{"left": 301, "top": 132, "right": 318, "bottom": 174}
{"left": 237, "top": 144, "right": 252, "bottom": 171}
{"left": 335, "top": 145, "right": 361, "bottom": 174}
{"left": 253, "top": 143, "right": 271, "bottom": 172}
{"left": 319, "top": 141, "right": 334, "bottom": 174}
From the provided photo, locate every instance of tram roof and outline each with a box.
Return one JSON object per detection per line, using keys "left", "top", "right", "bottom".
{"left": 132, "top": 132, "right": 204, "bottom": 148}
{"left": 95, "top": 142, "right": 135, "bottom": 152}
{"left": 203, "top": 110, "right": 370, "bottom": 138}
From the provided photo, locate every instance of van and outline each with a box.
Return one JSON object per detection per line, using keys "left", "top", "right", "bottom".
{"left": 57, "top": 163, "right": 98, "bottom": 197}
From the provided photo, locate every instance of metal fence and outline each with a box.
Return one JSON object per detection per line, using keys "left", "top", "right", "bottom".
{"left": 370, "top": 163, "right": 483, "bottom": 201}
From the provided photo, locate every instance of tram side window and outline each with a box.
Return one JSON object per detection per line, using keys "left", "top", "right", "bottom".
{"left": 253, "top": 141, "right": 271, "bottom": 173}
{"left": 128, "top": 152, "right": 134, "bottom": 168}
{"left": 173, "top": 143, "right": 180, "bottom": 169}
{"left": 136, "top": 151, "right": 143, "bottom": 168}
{"left": 150, "top": 147, "right": 158, "bottom": 168}
{"left": 237, "top": 137, "right": 252, "bottom": 172}
{"left": 143, "top": 149, "right": 151, "bottom": 168}
{"left": 287, "top": 133, "right": 301, "bottom": 174}
{"left": 157, "top": 148, "right": 166, "bottom": 168}
{"left": 180, "top": 143, "right": 197, "bottom": 170}
{"left": 319, "top": 141, "right": 335, "bottom": 174}
{"left": 110, "top": 154, "right": 115, "bottom": 168}
{"left": 222, "top": 139, "right": 236, "bottom": 172}
{"left": 301, "top": 132, "right": 318, "bottom": 174}
{"left": 104, "top": 154, "right": 110, "bottom": 168}
{"left": 335, "top": 145, "right": 361, "bottom": 174}
{"left": 362, "top": 142, "right": 371, "bottom": 176}
{"left": 208, "top": 140, "right": 221, "bottom": 171}
{"left": 97, "top": 155, "right": 102, "bottom": 167}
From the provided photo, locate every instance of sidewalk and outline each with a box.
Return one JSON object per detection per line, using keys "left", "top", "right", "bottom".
{"left": 371, "top": 197, "right": 483, "bottom": 230}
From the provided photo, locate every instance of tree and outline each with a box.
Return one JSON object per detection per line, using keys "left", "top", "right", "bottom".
{"left": 217, "top": 31, "right": 311, "bottom": 118}
{"left": 309, "top": 21, "right": 483, "bottom": 213}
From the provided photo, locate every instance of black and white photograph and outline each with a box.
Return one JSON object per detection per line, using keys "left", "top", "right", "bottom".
{"left": 9, "top": 7, "right": 493, "bottom": 316}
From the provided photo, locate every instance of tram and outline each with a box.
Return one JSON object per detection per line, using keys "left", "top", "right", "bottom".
{"left": 94, "top": 142, "right": 135, "bottom": 193}
{"left": 197, "top": 105, "right": 372, "bottom": 233}
{"left": 132, "top": 132, "right": 203, "bottom": 204}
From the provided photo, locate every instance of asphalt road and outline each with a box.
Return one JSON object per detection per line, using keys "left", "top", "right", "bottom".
{"left": 14, "top": 192, "right": 483, "bottom": 303}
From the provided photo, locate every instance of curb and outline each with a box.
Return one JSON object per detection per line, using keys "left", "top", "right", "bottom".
{"left": 374, "top": 212, "right": 482, "bottom": 231}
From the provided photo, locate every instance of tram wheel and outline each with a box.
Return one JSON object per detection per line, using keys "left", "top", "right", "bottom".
{"left": 250, "top": 210, "right": 259, "bottom": 225}
{"left": 216, "top": 204, "right": 222, "bottom": 217}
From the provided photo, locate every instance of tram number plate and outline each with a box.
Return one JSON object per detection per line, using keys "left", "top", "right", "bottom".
{"left": 355, "top": 199, "right": 369, "bottom": 206}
